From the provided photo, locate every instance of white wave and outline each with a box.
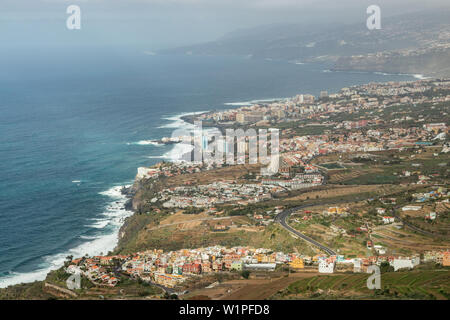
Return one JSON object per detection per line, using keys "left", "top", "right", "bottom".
{"left": 79, "top": 235, "right": 98, "bottom": 240}
{"left": 72, "top": 180, "right": 81, "bottom": 183}
{"left": 324, "top": 69, "right": 421, "bottom": 80}
{"left": 0, "top": 270, "right": 52, "bottom": 289}
{"left": 127, "top": 140, "right": 163, "bottom": 146}
{"left": 157, "top": 111, "right": 207, "bottom": 129}
{"left": 374, "top": 72, "right": 391, "bottom": 76}
{"left": 0, "top": 185, "right": 133, "bottom": 289}
{"left": 163, "top": 142, "right": 194, "bottom": 162}
{"left": 413, "top": 74, "right": 430, "bottom": 80}
{"left": 86, "top": 219, "right": 110, "bottom": 229}
{"left": 99, "top": 185, "right": 128, "bottom": 198}
{"left": 153, "top": 111, "right": 210, "bottom": 162}
{"left": 374, "top": 71, "right": 412, "bottom": 77}
{"left": 253, "top": 98, "right": 285, "bottom": 103}
{"left": 374, "top": 72, "right": 429, "bottom": 80}
{"left": 98, "top": 185, "right": 134, "bottom": 228}
{"left": 224, "top": 97, "right": 285, "bottom": 107}
{"left": 0, "top": 233, "right": 120, "bottom": 288}
{"left": 224, "top": 101, "right": 253, "bottom": 106}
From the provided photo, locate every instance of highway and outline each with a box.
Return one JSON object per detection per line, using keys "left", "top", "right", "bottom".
{"left": 275, "top": 205, "right": 337, "bottom": 256}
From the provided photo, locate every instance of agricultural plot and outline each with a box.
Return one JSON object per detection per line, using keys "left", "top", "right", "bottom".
{"left": 274, "top": 270, "right": 450, "bottom": 300}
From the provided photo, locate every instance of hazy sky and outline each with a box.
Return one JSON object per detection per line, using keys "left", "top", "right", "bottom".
{"left": 1, "top": 0, "right": 449, "bottom": 50}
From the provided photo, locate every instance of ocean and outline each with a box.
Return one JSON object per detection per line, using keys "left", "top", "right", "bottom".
{"left": 0, "top": 47, "right": 415, "bottom": 287}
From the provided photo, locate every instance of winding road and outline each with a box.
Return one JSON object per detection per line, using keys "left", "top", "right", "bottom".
{"left": 391, "top": 207, "right": 437, "bottom": 237}
{"left": 274, "top": 205, "right": 337, "bottom": 256}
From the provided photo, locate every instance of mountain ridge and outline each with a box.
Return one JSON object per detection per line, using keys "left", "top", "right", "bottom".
{"left": 161, "top": 9, "right": 450, "bottom": 76}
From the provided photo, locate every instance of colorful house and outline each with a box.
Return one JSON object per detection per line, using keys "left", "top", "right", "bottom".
{"left": 290, "top": 258, "right": 304, "bottom": 269}
{"left": 230, "top": 261, "right": 243, "bottom": 271}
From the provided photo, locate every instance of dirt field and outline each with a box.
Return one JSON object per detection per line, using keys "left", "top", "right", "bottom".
{"left": 371, "top": 225, "right": 450, "bottom": 253}
{"left": 285, "top": 184, "right": 396, "bottom": 202}
{"left": 163, "top": 164, "right": 260, "bottom": 188}
{"left": 184, "top": 272, "right": 321, "bottom": 300}
{"left": 147, "top": 212, "right": 257, "bottom": 233}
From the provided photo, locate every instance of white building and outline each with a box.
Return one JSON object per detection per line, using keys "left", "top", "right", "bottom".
{"left": 382, "top": 216, "right": 395, "bottom": 224}
{"left": 66, "top": 265, "right": 82, "bottom": 275}
{"left": 374, "top": 245, "right": 386, "bottom": 255}
{"left": 244, "top": 263, "right": 276, "bottom": 271}
{"left": 392, "top": 257, "right": 420, "bottom": 271}
{"left": 402, "top": 205, "right": 422, "bottom": 211}
{"left": 136, "top": 167, "right": 159, "bottom": 180}
{"left": 425, "top": 212, "right": 437, "bottom": 220}
{"left": 318, "top": 261, "right": 335, "bottom": 273}
{"left": 353, "top": 259, "right": 362, "bottom": 273}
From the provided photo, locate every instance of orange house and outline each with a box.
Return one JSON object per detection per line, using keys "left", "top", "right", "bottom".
{"left": 443, "top": 252, "right": 450, "bottom": 267}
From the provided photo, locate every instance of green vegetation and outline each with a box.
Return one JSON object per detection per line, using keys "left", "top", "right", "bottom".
{"left": 183, "top": 207, "right": 204, "bottom": 215}
{"left": 0, "top": 281, "right": 52, "bottom": 300}
{"left": 321, "top": 162, "right": 346, "bottom": 169}
{"left": 274, "top": 270, "right": 450, "bottom": 300}
{"left": 115, "top": 218, "right": 317, "bottom": 255}
{"left": 341, "top": 150, "right": 449, "bottom": 185}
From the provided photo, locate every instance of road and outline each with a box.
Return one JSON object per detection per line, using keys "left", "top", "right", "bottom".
{"left": 273, "top": 196, "right": 437, "bottom": 257}
{"left": 273, "top": 166, "right": 336, "bottom": 256}
{"left": 150, "top": 281, "right": 177, "bottom": 295}
{"left": 274, "top": 205, "right": 337, "bottom": 256}
{"left": 391, "top": 207, "right": 437, "bottom": 237}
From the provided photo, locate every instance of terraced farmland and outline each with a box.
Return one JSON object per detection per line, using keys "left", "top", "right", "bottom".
{"left": 273, "top": 270, "right": 450, "bottom": 300}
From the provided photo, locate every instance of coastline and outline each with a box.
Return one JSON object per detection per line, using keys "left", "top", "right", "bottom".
{"left": 0, "top": 111, "right": 210, "bottom": 289}
{"left": 325, "top": 68, "right": 431, "bottom": 80}
{"left": 0, "top": 71, "right": 420, "bottom": 290}
{"left": 0, "top": 185, "right": 134, "bottom": 289}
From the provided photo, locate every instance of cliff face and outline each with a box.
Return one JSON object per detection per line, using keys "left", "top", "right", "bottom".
{"left": 115, "top": 173, "right": 167, "bottom": 253}
{"left": 332, "top": 47, "right": 450, "bottom": 77}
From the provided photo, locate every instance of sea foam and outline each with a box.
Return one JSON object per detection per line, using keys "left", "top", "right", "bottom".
{"left": 127, "top": 140, "right": 163, "bottom": 146}
{"left": 0, "top": 185, "right": 133, "bottom": 289}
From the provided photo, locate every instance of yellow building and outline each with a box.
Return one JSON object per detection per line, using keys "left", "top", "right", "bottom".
{"left": 328, "top": 207, "right": 337, "bottom": 214}
{"left": 236, "top": 113, "right": 246, "bottom": 124}
{"left": 261, "top": 255, "right": 275, "bottom": 263}
{"left": 290, "top": 258, "right": 304, "bottom": 269}
{"left": 154, "top": 273, "right": 185, "bottom": 288}
{"left": 328, "top": 207, "right": 347, "bottom": 215}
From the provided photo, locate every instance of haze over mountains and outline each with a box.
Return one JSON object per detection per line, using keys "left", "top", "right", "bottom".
{"left": 163, "top": 10, "right": 450, "bottom": 77}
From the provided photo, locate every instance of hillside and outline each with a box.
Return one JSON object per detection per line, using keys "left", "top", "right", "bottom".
{"left": 162, "top": 10, "right": 450, "bottom": 77}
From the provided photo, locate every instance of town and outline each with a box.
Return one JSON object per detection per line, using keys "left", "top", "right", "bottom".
{"left": 3, "top": 78, "right": 448, "bottom": 300}
{"left": 65, "top": 245, "right": 450, "bottom": 290}
{"left": 55, "top": 78, "right": 450, "bottom": 300}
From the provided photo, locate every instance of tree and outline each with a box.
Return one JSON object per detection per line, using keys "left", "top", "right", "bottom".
{"left": 64, "top": 255, "right": 74, "bottom": 267}
{"left": 380, "top": 261, "right": 394, "bottom": 273}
